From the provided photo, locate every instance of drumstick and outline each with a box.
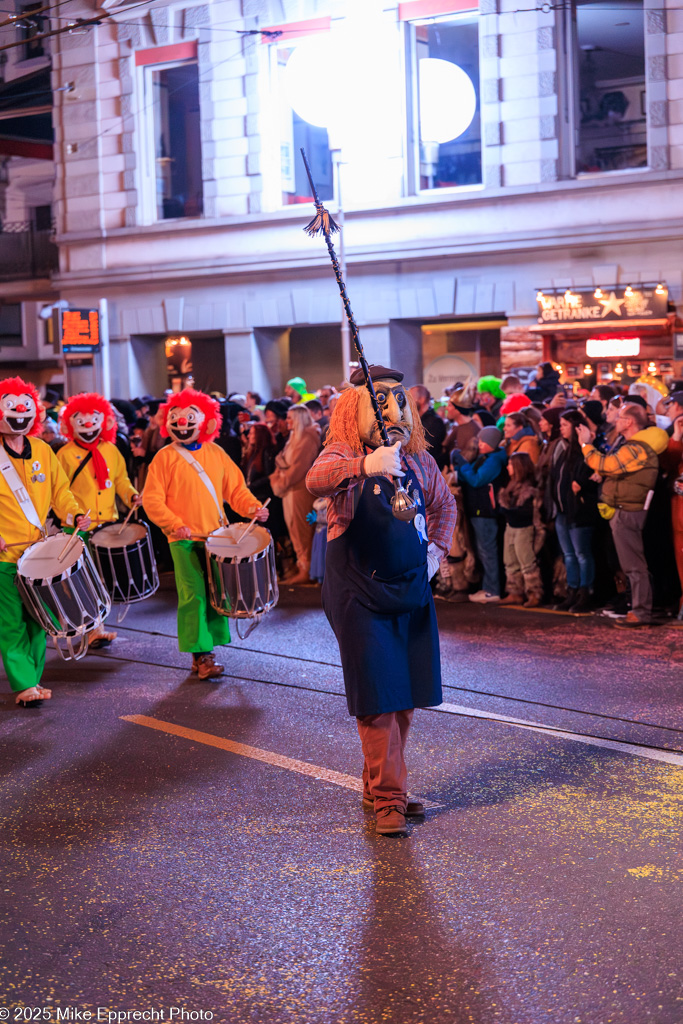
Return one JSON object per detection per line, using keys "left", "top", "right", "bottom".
{"left": 117, "top": 500, "right": 139, "bottom": 536}
{"left": 58, "top": 509, "right": 90, "bottom": 563}
{"left": 239, "top": 498, "right": 271, "bottom": 544}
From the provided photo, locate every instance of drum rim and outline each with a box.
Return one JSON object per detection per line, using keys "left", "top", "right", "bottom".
{"left": 91, "top": 519, "right": 150, "bottom": 547}
{"left": 205, "top": 526, "right": 273, "bottom": 565}
{"left": 17, "top": 536, "right": 86, "bottom": 585}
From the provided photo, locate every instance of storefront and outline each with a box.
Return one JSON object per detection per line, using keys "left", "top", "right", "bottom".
{"left": 530, "top": 284, "right": 679, "bottom": 390}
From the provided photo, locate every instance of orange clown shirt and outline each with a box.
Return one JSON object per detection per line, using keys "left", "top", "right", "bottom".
{"left": 142, "top": 442, "right": 261, "bottom": 538}
{"left": 0, "top": 436, "right": 83, "bottom": 563}
{"left": 57, "top": 440, "right": 138, "bottom": 529}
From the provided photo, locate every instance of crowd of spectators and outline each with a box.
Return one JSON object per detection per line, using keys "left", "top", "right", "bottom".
{"left": 37, "top": 363, "right": 683, "bottom": 626}
{"left": 415, "top": 364, "right": 682, "bottom": 627}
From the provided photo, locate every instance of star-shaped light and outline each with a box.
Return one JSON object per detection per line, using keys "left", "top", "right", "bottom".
{"left": 599, "top": 291, "right": 625, "bottom": 317}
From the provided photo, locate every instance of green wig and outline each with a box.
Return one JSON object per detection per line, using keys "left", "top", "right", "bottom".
{"left": 476, "top": 375, "right": 505, "bottom": 401}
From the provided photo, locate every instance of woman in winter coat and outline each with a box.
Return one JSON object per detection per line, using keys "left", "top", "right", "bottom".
{"left": 269, "top": 405, "right": 321, "bottom": 584}
{"left": 502, "top": 410, "right": 542, "bottom": 465}
{"left": 547, "top": 408, "right": 600, "bottom": 612}
{"left": 498, "top": 452, "right": 544, "bottom": 607}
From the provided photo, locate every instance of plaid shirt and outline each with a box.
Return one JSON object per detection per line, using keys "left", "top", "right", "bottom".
{"left": 306, "top": 442, "right": 457, "bottom": 552}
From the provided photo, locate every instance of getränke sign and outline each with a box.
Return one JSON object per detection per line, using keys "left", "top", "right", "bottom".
{"left": 536, "top": 285, "right": 668, "bottom": 325}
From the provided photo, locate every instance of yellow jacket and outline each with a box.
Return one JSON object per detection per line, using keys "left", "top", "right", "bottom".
{"left": 57, "top": 440, "right": 138, "bottom": 530}
{"left": 143, "top": 442, "right": 260, "bottom": 539}
{"left": 0, "top": 437, "right": 83, "bottom": 564}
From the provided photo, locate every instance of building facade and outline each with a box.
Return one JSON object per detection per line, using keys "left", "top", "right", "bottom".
{"left": 1, "top": 0, "right": 683, "bottom": 398}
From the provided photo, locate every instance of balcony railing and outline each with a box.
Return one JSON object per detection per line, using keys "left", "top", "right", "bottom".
{"left": 0, "top": 221, "right": 58, "bottom": 280}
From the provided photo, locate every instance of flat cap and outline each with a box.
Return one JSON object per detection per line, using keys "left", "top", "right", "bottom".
{"left": 349, "top": 364, "right": 404, "bottom": 386}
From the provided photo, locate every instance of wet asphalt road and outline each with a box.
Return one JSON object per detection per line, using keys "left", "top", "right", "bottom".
{"left": 1, "top": 578, "right": 682, "bottom": 1024}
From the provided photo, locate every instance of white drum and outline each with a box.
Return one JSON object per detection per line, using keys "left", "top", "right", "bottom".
{"left": 90, "top": 520, "right": 159, "bottom": 607}
{"left": 16, "top": 534, "right": 111, "bottom": 661}
{"left": 205, "top": 523, "right": 279, "bottom": 638}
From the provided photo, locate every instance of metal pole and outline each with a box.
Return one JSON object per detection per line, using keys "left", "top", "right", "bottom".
{"left": 99, "top": 297, "right": 111, "bottom": 399}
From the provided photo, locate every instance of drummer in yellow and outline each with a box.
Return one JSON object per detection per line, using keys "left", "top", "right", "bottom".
{"left": 143, "top": 388, "right": 269, "bottom": 680}
{"left": 57, "top": 392, "right": 142, "bottom": 647}
{"left": 0, "top": 376, "right": 91, "bottom": 707}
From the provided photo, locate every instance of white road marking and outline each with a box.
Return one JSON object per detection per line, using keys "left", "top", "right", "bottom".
{"left": 435, "top": 702, "right": 683, "bottom": 767}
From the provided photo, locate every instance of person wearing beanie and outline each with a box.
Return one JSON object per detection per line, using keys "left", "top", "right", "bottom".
{"left": 476, "top": 376, "right": 505, "bottom": 420}
{"left": 525, "top": 362, "right": 562, "bottom": 404}
{"left": 284, "top": 377, "right": 314, "bottom": 405}
{"left": 451, "top": 425, "right": 507, "bottom": 602}
{"left": 581, "top": 399, "right": 609, "bottom": 453}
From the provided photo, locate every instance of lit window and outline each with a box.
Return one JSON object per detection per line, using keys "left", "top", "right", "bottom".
{"left": 409, "top": 14, "right": 482, "bottom": 191}
{"left": 271, "top": 40, "right": 333, "bottom": 206}
{"left": 147, "top": 62, "right": 203, "bottom": 220}
{"left": 574, "top": 0, "right": 646, "bottom": 173}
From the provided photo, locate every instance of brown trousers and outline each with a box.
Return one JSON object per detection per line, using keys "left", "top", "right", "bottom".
{"left": 356, "top": 710, "right": 414, "bottom": 813}
{"left": 283, "top": 485, "right": 315, "bottom": 571}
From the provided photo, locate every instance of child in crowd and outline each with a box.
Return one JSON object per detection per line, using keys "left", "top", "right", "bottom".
{"left": 498, "top": 452, "right": 543, "bottom": 607}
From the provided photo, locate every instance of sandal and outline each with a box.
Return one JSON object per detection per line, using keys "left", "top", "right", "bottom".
{"left": 16, "top": 685, "right": 52, "bottom": 709}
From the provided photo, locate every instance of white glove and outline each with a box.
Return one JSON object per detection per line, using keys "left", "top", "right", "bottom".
{"left": 427, "top": 542, "right": 442, "bottom": 581}
{"left": 364, "top": 441, "right": 405, "bottom": 479}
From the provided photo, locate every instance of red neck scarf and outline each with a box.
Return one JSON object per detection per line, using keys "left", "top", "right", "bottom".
{"left": 76, "top": 438, "right": 110, "bottom": 489}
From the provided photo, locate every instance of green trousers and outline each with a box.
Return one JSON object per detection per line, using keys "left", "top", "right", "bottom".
{"left": 0, "top": 562, "right": 46, "bottom": 693}
{"left": 170, "top": 540, "right": 231, "bottom": 653}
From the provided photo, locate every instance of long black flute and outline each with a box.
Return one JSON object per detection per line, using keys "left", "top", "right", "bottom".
{"left": 300, "top": 148, "right": 416, "bottom": 521}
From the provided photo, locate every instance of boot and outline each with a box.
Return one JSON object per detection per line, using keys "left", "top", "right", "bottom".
{"left": 553, "top": 587, "right": 577, "bottom": 611}
{"left": 500, "top": 592, "right": 524, "bottom": 605}
{"left": 568, "top": 586, "right": 591, "bottom": 613}
{"left": 522, "top": 568, "right": 544, "bottom": 608}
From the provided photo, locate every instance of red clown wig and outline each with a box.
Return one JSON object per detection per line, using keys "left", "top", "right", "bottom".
{"left": 61, "top": 393, "right": 118, "bottom": 444}
{"left": 0, "top": 376, "right": 44, "bottom": 436}
{"left": 159, "top": 388, "right": 222, "bottom": 444}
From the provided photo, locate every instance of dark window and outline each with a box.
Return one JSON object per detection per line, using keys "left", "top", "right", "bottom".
{"left": 151, "top": 62, "right": 203, "bottom": 220}
{"left": 0, "top": 303, "right": 23, "bottom": 347}
{"left": 19, "top": 3, "right": 45, "bottom": 60}
{"left": 574, "top": 0, "right": 646, "bottom": 173}
{"left": 32, "top": 205, "right": 52, "bottom": 231}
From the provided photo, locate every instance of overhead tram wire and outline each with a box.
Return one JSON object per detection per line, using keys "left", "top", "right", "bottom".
{"left": 85, "top": 644, "right": 683, "bottom": 756}
{"left": 109, "top": 622, "right": 683, "bottom": 738}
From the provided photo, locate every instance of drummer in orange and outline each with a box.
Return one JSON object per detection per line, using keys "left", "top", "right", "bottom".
{"left": 0, "top": 376, "right": 91, "bottom": 707}
{"left": 57, "top": 393, "right": 142, "bottom": 647}
{"left": 143, "top": 388, "right": 269, "bottom": 680}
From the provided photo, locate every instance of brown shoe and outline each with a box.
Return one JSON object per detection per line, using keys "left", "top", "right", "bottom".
{"left": 499, "top": 593, "right": 524, "bottom": 606}
{"left": 195, "top": 653, "right": 224, "bottom": 680}
{"left": 375, "top": 806, "right": 408, "bottom": 835}
{"left": 523, "top": 594, "right": 543, "bottom": 608}
{"left": 614, "top": 611, "right": 651, "bottom": 629}
{"left": 363, "top": 796, "right": 425, "bottom": 817}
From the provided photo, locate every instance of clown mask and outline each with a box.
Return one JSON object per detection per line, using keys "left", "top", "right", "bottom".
{"left": 70, "top": 409, "right": 110, "bottom": 445}
{"left": 166, "top": 404, "right": 205, "bottom": 444}
{"left": 357, "top": 378, "right": 413, "bottom": 449}
{"left": 0, "top": 388, "right": 39, "bottom": 436}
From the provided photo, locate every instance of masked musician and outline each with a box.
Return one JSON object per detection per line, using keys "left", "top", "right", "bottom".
{"left": 306, "top": 365, "right": 457, "bottom": 836}
{"left": 0, "top": 377, "right": 91, "bottom": 707}
{"left": 143, "top": 388, "right": 269, "bottom": 680}
{"left": 57, "top": 392, "right": 142, "bottom": 647}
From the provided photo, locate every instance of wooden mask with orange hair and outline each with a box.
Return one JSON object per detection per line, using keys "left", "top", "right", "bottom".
{"left": 325, "top": 378, "right": 428, "bottom": 455}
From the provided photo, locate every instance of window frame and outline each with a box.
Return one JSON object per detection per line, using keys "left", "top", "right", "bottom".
{"left": 403, "top": 8, "right": 483, "bottom": 197}
{"left": 136, "top": 55, "right": 203, "bottom": 225}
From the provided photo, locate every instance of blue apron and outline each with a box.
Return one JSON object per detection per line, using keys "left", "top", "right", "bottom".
{"left": 322, "top": 466, "right": 442, "bottom": 717}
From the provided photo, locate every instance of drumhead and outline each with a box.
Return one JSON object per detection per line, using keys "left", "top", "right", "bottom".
{"left": 92, "top": 522, "right": 147, "bottom": 548}
{"left": 206, "top": 524, "right": 271, "bottom": 560}
{"left": 18, "top": 534, "right": 84, "bottom": 579}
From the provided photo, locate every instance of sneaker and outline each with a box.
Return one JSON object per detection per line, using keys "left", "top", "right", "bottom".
{"left": 375, "top": 806, "right": 408, "bottom": 835}
{"left": 600, "top": 608, "right": 627, "bottom": 619}
{"left": 195, "top": 653, "right": 224, "bottom": 679}
{"left": 469, "top": 590, "right": 500, "bottom": 604}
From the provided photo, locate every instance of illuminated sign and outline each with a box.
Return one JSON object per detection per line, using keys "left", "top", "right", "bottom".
{"left": 535, "top": 286, "right": 668, "bottom": 325}
{"left": 61, "top": 309, "right": 100, "bottom": 353}
{"left": 586, "top": 337, "right": 641, "bottom": 358}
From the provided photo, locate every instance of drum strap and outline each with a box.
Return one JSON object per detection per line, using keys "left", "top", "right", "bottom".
{"left": 0, "top": 454, "right": 44, "bottom": 531}
{"left": 70, "top": 451, "right": 93, "bottom": 486}
{"left": 172, "top": 444, "right": 227, "bottom": 527}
